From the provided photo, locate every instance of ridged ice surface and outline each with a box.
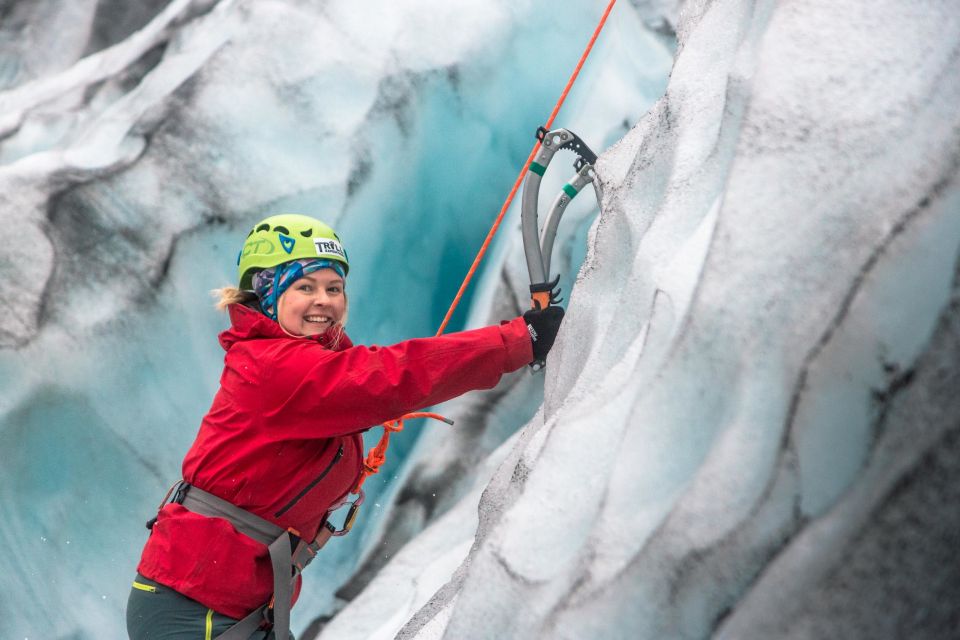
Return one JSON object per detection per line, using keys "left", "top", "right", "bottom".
{"left": 2, "top": 0, "right": 957, "bottom": 638}
{"left": 322, "top": 1, "right": 960, "bottom": 639}
{"left": 0, "top": 1, "right": 671, "bottom": 638}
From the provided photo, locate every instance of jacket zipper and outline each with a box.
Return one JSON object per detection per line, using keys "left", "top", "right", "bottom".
{"left": 274, "top": 444, "right": 344, "bottom": 517}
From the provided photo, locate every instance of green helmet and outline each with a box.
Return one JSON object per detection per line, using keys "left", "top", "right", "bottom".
{"left": 237, "top": 213, "right": 349, "bottom": 289}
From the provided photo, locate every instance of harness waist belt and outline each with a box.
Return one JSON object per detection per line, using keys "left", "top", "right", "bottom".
{"left": 174, "top": 483, "right": 335, "bottom": 640}
{"left": 180, "top": 486, "right": 283, "bottom": 546}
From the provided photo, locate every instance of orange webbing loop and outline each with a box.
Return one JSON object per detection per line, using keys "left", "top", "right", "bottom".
{"left": 353, "top": 413, "right": 454, "bottom": 492}
{"left": 356, "top": 1, "right": 618, "bottom": 493}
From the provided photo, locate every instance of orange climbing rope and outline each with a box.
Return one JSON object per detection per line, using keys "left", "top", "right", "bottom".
{"left": 435, "top": 0, "right": 618, "bottom": 336}
{"left": 354, "top": 0, "right": 618, "bottom": 492}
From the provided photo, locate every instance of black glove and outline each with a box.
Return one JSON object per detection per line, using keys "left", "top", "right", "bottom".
{"left": 523, "top": 305, "right": 565, "bottom": 364}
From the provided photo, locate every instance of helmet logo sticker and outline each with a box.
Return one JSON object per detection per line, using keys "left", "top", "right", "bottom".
{"left": 243, "top": 238, "right": 275, "bottom": 255}
{"left": 279, "top": 234, "right": 295, "bottom": 254}
{"left": 314, "top": 238, "right": 345, "bottom": 258}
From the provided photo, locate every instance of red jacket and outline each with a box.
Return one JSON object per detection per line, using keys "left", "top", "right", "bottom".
{"left": 137, "top": 304, "right": 532, "bottom": 619}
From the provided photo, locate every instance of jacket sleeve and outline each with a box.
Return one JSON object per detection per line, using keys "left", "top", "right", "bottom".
{"left": 257, "top": 317, "right": 533, "bottom": 439}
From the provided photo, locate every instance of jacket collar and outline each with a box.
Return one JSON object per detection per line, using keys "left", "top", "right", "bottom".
{"left": 220, "top": 304, "right": 354, "bottom": 351}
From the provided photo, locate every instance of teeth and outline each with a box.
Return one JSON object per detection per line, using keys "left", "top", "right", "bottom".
{"left": 305, "top": 316, "right": 330, "bottom": 323}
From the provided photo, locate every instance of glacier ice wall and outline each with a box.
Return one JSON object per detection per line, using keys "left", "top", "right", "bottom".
{"left": 320, "top": 0, "right": 960, "bottom": 639}
{"left": 0, "top": 1, "right": 672, "bottom": 638}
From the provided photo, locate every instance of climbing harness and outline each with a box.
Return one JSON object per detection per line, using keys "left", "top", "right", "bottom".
{"left": 521, "top": 126, "right": 598, "bottom": 369}
{"left": 146, "top": 480, "right": 359, "bottom": 640}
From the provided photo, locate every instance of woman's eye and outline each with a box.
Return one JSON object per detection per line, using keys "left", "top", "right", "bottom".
{"left": 298, "top": 285, "right": 312, "bottom": 292}
{"left": 328, "top": 287, "right": 341, "bottom": 294}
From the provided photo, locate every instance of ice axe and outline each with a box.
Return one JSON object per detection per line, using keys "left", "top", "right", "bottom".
{"left": 520, "top": 126, "right": 598, "bottom": 370}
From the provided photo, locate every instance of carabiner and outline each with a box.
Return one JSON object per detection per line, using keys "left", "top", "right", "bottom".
{"left": 329, "top": 489, "right": 365, "bottom": 537}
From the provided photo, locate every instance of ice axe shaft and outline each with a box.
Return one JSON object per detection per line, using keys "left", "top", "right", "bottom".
{"left": 520, "top": 126, "right": 597, "bottom": 370}
{"left": 521, "top": 127, "right": 597, "bottom": 287}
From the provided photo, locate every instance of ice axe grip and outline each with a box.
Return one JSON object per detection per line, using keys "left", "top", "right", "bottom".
{"left": 531, "top": 290, "right": 552, "bottom": 311}
{"left": 529, "top": 275, "right": 561, "bottom": 311}
{"left": 528, "top": 277, "right": 562, "bottom": 372}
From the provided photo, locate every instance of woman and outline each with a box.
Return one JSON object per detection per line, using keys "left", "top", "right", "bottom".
{"left": 127, "top": 214, "right": 564, "bottom": 639}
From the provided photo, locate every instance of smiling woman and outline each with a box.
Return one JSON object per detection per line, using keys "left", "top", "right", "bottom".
{"left": 125, "top": 213, "right": 564, "bottom": 640}
{"left": 277, "top": 270, "right": 347, "bottom": 338}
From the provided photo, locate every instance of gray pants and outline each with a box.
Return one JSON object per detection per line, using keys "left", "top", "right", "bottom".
{"left": 126, "top": 574, "right": 294, "bottom": 640}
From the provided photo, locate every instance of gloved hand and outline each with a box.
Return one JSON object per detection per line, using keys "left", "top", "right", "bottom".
{"left": 523, "top": 305, "right": 565, "bottom": 364}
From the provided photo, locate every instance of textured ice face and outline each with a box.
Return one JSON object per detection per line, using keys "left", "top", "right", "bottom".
{"left": 0, "top": 1, "right": 672, "bottom": 639}
{"left": 5, "top": 0, "right": 956, "bottom": 638}
{"left": 320, "top": 1, "right": 960, "bottom": 639}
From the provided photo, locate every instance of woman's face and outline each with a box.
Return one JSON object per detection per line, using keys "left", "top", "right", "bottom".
{"left": 277, "top": 268, "right": 346, "bottom": 337}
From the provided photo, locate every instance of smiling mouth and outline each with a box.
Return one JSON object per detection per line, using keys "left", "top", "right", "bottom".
{"left": 304, "top": 315, "right": 332, "bottom": 325}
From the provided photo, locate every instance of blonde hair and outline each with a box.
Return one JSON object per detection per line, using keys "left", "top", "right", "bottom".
{"left": 211, "top": 286, "right": 349, "bottom": 348}
{"left": 212, "top": 286, "right": 258, "bottom": 311}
